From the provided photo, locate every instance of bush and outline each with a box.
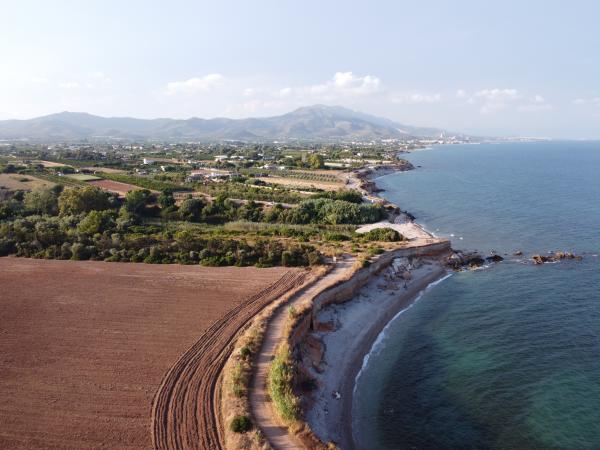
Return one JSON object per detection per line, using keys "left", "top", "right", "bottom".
{"left": 0, "top": 238, "right": 16, "bottom": 256}
{"left": 268, "top": 344, "right": 300, "bottom": 422}
{"left": 362, "top": 227, "right": 403, "bottom": 242}
{"left": 323, "top": 231, "right": 351, "bottom": 241}
{"left": 230, "top": 415, "right": 252, "bottom": 433}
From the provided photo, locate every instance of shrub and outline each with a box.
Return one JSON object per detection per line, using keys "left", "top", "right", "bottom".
{"left": 323, "top": 231, "right": 351, "bottom": 241}
{"left": 239, "top": 345, "right": 252, "bottom": 360}
{"left": 268, "top": 343, "right": 300, "bottom": 422}
{"left": 367, "top": 246, "right": 385, "bottom": 256}
{"left": 0, "top": 238, "right": 16, "bottom": 256}
{"left": 362, "top": 227, "right": 403, "bottom": 242}
{"left": 230, "top": 415, "right": 252, "bottom": 433}
{"left": 229, "top": 362, "right": 246, "bottom": 398}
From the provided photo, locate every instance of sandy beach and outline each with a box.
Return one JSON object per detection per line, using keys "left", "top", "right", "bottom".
{"left": 303, "top": 255, "right": 448, "bottom": 448}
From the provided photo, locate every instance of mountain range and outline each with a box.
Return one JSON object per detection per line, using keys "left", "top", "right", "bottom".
{"left": 0, "top": 105, "right": 465, "bottom": 142}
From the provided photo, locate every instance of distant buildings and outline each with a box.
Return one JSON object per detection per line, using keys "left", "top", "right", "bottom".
{"left": 187, "top": 169, "right": 231, "bottom": 182}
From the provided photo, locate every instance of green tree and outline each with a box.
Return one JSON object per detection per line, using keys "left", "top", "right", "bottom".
{"left": 77, "top": 210, "right": 116, "bottom": 235}
{"left": 24, "top": 187, "right": 59, "bottom": 215}
{"left": 158, "top": 189, "right": 175, "bottom": 208}
{"left": 307, "top": 153, "right": 325, "bottom": 169}
{"left": 179, "top": 197, "right": 205, "bottom": 222}
{"left": 124, "top": 189, "right": 151, "bottom": 216}
{"left": 58, "top": 186, "right": 111, "bottom": 215}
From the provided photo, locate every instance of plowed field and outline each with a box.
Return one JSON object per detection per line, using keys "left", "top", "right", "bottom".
{"left": 0, "top": 258, "right": 304, "bottom": 450}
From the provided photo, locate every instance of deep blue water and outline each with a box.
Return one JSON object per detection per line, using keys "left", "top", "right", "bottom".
{"left": 353, "top": 142, "right": 600, "bottom": 449}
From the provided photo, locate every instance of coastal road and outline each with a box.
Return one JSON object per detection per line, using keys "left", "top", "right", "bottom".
{"left": 249, "top": 257, "right": 356, "bottom": 450}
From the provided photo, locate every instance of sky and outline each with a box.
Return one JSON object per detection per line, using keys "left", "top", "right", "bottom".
{"left": 1, "top": 0, "right": 600, "bottom": 138}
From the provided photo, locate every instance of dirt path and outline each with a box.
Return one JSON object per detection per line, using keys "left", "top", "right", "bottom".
{"left": 250, "top": 258, "right": 355, "bottom": 450}
{"left": 151, "top": 271, "right": 308, "bottom": 450}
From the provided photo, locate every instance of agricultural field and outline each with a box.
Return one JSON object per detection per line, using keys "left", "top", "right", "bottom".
{"left": 0, "top": 173, "right": 55, "bottom": 190}
{"left": 87, "top": 178, "right": 142, "bottom": 196}
{"left": 0, "top": 257, "right": 305, "bottom": 450}
{"left": 80, "top": 166, "right": 127, "bottom": 174}
{"left": 65, "top": 173, "right": 102, "bottom": 181}
{"left": 34, "top": 160, "right": 71, "bottom": 168}
{"left": 257, "top": 175, "right": 346, "bottom": 191}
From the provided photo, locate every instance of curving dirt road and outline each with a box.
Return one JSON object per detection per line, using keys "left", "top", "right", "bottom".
{"left": 151, "top": 271, "right": 308, "bottom": 450}
{"left": 250, "top": 258, "right": 356, "bottom": 450}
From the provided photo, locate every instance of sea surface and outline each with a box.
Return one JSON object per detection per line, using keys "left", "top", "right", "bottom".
{"left": 353, "top": 141, "right": 600, "bottom": 449}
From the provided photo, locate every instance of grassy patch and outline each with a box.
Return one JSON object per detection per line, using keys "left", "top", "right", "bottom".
{"left": 65, "top": 173, "right": 102, "bottom": 181}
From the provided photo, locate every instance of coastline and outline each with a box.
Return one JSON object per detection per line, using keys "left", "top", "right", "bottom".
{"left": 301, "top": 160, "right": 453, "bottom": 448}
{"left": 304, "top": 260, "right": 448, "bottom": 448}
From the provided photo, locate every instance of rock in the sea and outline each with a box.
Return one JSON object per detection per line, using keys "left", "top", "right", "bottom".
{"left": 486, "top": 254, "right": 504, "bottom": 263}
{"left": 532, "top": 251, "right": 582, "bottom": 264}
{"left": 468, "top": 256, "right": 485, "bottom": 268}
{"left": 446, "top": 251, "right": 486, "bottom": 269}
{"left": 513, "top": 250, "right": 523, "bottom": 256}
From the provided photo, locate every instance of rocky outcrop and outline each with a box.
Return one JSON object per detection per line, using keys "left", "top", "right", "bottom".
{"left": 446, "top": 251, "right": 492, "bottom": 270}
{"left": 486, "top": 254, "right": 505, "bottom": 263}
{"left": 532, "top": 251, "right": 582, "bottom": 265}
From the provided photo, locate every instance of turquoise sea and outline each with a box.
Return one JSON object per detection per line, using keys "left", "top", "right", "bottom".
{"left": 353, "top": 141, "right": 600, "bottom": 449}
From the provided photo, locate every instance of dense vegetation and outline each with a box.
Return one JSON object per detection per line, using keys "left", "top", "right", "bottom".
{"left": 0, "top": 186, "right": 321, "bottom": 267}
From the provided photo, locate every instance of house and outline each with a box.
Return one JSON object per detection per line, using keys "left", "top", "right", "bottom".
{"left": 187, "top": 169, "right": 232, "bottom": 182}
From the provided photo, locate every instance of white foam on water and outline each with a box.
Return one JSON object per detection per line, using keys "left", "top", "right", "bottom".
{"left": 353, "top": 272, "right": 453, "bottom": 394}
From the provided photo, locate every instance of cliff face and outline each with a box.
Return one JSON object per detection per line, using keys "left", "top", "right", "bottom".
{"left": 286, "top": 240, "right": 451, "bottom": 350}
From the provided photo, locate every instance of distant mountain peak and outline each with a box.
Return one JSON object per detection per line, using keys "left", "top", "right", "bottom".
{"left": 0, "top": 105, "right": 463, "bottom": 142}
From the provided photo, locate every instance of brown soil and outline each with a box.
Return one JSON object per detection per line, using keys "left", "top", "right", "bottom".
{"left": 0, "top": 173, "right": 56, "bottom": 190}
{"left": 0, "top": 257, "right": 304, "bottom": 450}
{"left": 87, "top": 179, "right": 141, "bottom": 196}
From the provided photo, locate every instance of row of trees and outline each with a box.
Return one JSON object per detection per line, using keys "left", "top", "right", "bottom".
{"left": 0, "top": 186, "right": 322, "bottom": 267}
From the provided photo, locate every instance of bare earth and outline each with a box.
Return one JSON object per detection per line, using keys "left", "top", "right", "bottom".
{"left": 0, "top": 257, "right": 302, "bottom": 450}
{"left": 0, "top": 173, "right": 55, "bottom": 190}
{"left": 257, "top": 176, "right": 344, "bottom": 191}
{"left": 355, "top": 220, "right": 431, "bottom": 241}
{"left": 87, "top": 179, "right": 142, "bottom": 196}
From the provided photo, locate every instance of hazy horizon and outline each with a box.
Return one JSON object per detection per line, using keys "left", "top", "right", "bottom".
{"left": 2, "top": 1, "right": 600, "bottom": 139}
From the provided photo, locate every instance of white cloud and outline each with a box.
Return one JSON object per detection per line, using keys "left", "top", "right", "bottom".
{"left": 475, "top": 88, "right": 520, "bottom": 101}
{"left": 165, "top": 74, "right": 224, "bottom": 95}
{"left": 518, "top": 94, "right": 553, "bottom": 112}
{"left": 288, "top": 72, "right": 382, "bottom": 100}
{"left": 572, "top": 97, "right": 600, "bottom": 106}
{"left": 330, "top": 71, "right": 381, "bottom": 95}
{"left": 456, "top": 89, "right": 468, "bottom": 99}
{"left": 59, "top": 81, "right": 80, "bottom": 89}
{"left": 392, "top": 92, "right": 442, "bottom": 104}
{"left": 278, "top": 87, "right": 292, "bottom": 97}
{"left": 31, "top": 76, "right": 49, "bottom": 85}
{"left": 473, "top": 88, "right": 521, "bottom": 114}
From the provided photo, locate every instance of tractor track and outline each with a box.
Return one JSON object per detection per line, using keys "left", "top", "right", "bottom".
{"left": 151, "top": 271, "right": 307, "bottom": 450}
